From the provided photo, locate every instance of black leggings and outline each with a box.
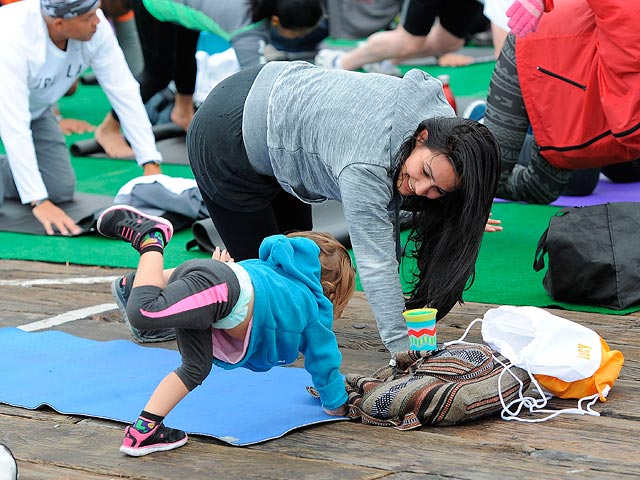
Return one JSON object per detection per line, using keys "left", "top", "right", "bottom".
{"left": 126, "top": 260, "right": 241, "bottom": 391}
{"left": 187, "top": 66, "right": 312, "bottom": 261}
{"left": 112, "top": 0, "right": 199, "bottom": 121}
{"left": 205, "top": 191, "right": 313, "bottom": 261}
{"left": 132, "top": 0, "right": 199, "bottom": 100}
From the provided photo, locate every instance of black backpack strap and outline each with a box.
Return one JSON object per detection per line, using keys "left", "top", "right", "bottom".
{"left": 533, "top": 227, "right": 549, "bottom": 272}
{"left": 186, "top": 218, "right": 227, "bottom": 253}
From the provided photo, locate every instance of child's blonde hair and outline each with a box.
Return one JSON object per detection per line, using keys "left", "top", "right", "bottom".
{"left": 287, "top": 231, "right": 356, "bottom": 319}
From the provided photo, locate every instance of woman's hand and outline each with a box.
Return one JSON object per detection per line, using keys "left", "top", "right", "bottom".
{"left": 485, "top": 213, "right": 503, "bottom": 232}
{"left": 212, "top": 246, "right": 234, "bottom": 263}
{"left": 32, "top": 199, "right": 83, "bottom": 236}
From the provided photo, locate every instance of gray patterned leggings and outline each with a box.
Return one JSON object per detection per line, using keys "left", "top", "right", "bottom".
{"left": 485, "top": 35, "right": 571, "bottom": 204}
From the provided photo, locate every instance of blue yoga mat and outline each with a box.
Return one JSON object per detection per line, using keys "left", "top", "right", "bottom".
{"left": 0, "top": 328, "right": 346, "bottom": 446}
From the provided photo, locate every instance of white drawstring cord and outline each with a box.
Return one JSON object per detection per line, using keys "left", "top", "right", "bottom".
{"left": 445, "top": 316, "right": 606, "bottom": 422}
{"left": 442, "top": 318, "right": 483, "bottom": 347}
{"left": 494, "top": 354, "right": 603, "bottom": 422}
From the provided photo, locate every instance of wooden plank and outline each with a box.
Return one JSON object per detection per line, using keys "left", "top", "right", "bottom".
{"left": 17, "top": 463, "right": 120, "bottom": 480}
{"left": 1, "top": 259, "right": 640, "bottom": 480}
{"left": 252, "top": 419, "right": 640, "bottom": 479}
{"left": 3, "top": 414, "right": 384, "bottom": 480}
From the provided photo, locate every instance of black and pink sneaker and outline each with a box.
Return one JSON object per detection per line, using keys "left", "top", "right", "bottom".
{"left": 97, "top": 205, "right": 173, "bottom": 250}
{"left": 120, "top": 423, "right": 188, "bottom": 457}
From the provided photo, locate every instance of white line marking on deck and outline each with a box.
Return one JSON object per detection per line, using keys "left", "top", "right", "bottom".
{"left": 0, "top": 276, "right": 120, "bottom": 287}
{"left": 18, "top": 303, "right": 117, "bottom": 332}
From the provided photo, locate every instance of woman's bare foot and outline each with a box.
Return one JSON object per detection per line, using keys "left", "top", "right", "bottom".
{"left": 95, "top": 112, "right": 135, "bottom": 158}
{"left": 58, "top": 118, "right": 96, "bottom": 135}
{"left": 437, "top": 52, "right": 474, "bottom": 67}
{"left": 170, "top": 93, "right": 195, "bottom": 131}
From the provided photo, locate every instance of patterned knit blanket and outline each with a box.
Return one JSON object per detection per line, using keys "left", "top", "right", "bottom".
{"left": 344, "top": 343, "right": 530, "bottom": 429}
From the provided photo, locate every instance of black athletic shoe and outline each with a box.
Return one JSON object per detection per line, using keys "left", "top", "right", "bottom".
{"left": 97, "top": 205, "right": 173, "bottom": 250}
{"left": 111, "top": 273, "right": 175, "bottom": 344}
{"left": 120, "top": 422, "right": 188, "bottom": 457}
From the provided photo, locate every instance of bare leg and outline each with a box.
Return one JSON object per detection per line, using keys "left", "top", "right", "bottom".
{"left": 170, "top": 93, "right": 195, "bottom": 132}
{"left": 341, "top": 23, "right": 465, "bottom": 71}
{"left": 490, "top": 23, "right": 508, "bottom": 59}
{"left": 162, "top": 268, "right": 176, "bottom": 286}
{"left": 401, "top": 22, "right": 465, "bottom": 64}
{"left": 142, "top": 372, "right": 190, "bottom": 417}
{"left": 437, "top": 52, "right": 474, "bottom": 67}
{"left": 132, "top": 251, "right": 165, "bottom": 289}
{"left": 94, "top": 112, "right": 135, "bottom": 158}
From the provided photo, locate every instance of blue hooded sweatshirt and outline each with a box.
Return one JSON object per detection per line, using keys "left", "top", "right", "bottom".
{"left": 212, "top": 235, "right": 347, "bottom": 411}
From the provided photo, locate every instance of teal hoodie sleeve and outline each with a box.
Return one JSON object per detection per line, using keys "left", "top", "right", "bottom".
{"left": 259, "top": 235, "right": 347, "bottom": 410}
{"left": 299, "top": 320, "right": 348, "bottom": 411}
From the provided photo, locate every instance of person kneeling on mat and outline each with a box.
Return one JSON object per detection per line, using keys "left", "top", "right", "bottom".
{"left": 97, "top": 204, "right": 355, "bottom": 456}
{"left": 0, "top": 0, "right": 162, "bottom": 235}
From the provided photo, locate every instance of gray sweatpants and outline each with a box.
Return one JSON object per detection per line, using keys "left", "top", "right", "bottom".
{"left": 0, "top": 108, "right": 75, "bottom": 206}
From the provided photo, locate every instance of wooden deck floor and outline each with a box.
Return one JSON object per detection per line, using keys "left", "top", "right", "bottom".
{"left": 0, "top": 259, "right": 638, "bottom": 479}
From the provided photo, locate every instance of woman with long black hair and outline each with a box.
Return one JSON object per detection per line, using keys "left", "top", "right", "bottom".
{"left": 187, "top": 61, "right": 501, "bottom": 355}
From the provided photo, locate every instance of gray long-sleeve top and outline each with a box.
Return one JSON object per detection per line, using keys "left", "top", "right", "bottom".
{"left": 242, "top": 61, "right": 454, "bottom": 353}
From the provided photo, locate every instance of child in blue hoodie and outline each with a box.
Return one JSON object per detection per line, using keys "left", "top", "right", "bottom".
{"left": 97, "top": 205, "right": 356, "bottom": 457}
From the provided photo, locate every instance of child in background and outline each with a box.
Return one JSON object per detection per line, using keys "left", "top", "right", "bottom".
{"left": 97, "top": 205, "right": 355, "bottom": 457}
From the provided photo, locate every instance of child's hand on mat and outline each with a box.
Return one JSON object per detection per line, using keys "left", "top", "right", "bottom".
{"left": 484, "top": 213, "right": 503, "bottom": 233}
{"left": 32, "top": 200, "right": 82, "bottom": 236}
{"left": 212, "top": 246, "right": 234, "bottom": 263}
{"left": 324, "top": 404, "right": 347, "bottom": 416}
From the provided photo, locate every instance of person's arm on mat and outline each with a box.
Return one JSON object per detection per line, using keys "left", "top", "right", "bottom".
{"left": 0, "top": 2, "right": 86, "bottom": 236}
{"left": 31, "top": 200, "right": 82, "bottom": 236}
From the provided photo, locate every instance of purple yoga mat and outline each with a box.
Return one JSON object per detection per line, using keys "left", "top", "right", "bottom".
{"left": 495, "top": 177, "right": 640, "bottom": 207}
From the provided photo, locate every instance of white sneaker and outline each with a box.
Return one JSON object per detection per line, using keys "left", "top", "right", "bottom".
{"left": 462, "top": 99, "right": 487, "bottom": 123}
{"left": 362, "top": 60, "right": 402, "bottom": 77}
{"left": 314, "top": 49, "right": 345, "bottom": 69}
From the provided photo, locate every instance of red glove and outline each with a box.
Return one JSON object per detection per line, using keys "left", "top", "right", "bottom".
{"left": 506, "top": 0, "right": 545, "bottom": 37}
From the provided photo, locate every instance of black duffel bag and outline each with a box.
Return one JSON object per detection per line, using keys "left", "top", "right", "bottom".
{"left": 533, "top": 202, "right": 640, "bottom": 309}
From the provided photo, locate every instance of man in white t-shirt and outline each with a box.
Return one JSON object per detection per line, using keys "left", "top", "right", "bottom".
{"left": 0, "top": 0, "right": 162, "bottom": 235}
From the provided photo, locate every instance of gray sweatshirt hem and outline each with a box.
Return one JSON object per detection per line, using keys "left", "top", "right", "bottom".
{"left": 242, "top": 62, "right": 289, "bottom": 175}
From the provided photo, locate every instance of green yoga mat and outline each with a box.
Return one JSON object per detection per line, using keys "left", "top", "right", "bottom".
{"left": 1, "top": 200, "right": 636, "bottom": 316}
{"left": 440, "top": 202, "right": 639, "bottom": 315}
{"left": 323, "top": 38, "right": 495, "bottom": 100}
{"left": 388, "top": 201, "right": 636, "bottom": 316}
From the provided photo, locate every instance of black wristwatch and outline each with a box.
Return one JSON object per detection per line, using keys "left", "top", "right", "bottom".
{"left": 30, "top": 198, "right": 48, "bottom": 208}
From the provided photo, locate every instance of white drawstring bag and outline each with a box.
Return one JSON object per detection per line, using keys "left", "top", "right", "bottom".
{"left": 0, "top": 443, "right": 18, "bottom": 480}
{"left": 446, "top": 305, "right": 624, "bottom": 422}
